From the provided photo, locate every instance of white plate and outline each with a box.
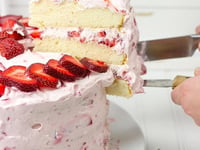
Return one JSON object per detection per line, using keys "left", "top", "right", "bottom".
{"left": 109, "top": 102, "right": 145, "bottom": 150}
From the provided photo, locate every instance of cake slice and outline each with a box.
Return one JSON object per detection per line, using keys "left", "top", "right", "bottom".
{"left": 29, "top": 0, "right": 146, "bottom": 97}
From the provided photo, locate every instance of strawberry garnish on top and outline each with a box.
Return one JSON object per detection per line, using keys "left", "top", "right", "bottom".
{"left": 0, "top": 15, "right": 27, "bottom": 40}
{"left": 0, "top": 66, "right": 38, "bottom": 92}
{"left": 27, "top": 63, "right": 58, "bottom": 88}
{"left": 8, "top": 30, "right": 26, "bottom": 40}
{"left": 0, "top": 70, "right": 5, "bottom": 97}
{"left": 1, "top": 19, "right": 17, "bottom": 31}
{"left": 0, "top": 15, "right": 22, "bottom": 26}
{"left": 59, "top": 55, "right": 90, "bottom": 77}
{"left": 0, "top": 30, "right": 25, "bottom": 41}
{"left": 0, "top": 38, "right": 25, "bottom": 60}
{"left": 0, "top": 83, "right": 5, "bottom": 97}
{"left": 80, "top": 57, "right": 109, "bottom": 73}
{"left": 44, "top": 59, "right": 76, "bottom": 82}
{"left": 0, "top": 31, "right": 9, "bottom": 40}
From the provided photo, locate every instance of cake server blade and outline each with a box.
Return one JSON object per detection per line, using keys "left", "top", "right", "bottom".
{"left": 137, "top": 34, "right": 200, "bottom": 61}
{"left": 144, "top": 75, "right": 190, "bottom": 89}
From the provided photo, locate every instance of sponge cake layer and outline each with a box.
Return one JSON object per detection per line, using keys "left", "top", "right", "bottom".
{"left": 33, "top": 37, "right": 127, "bottom": 65}
{"left": 30, "top": 0, "right": 124, "bottom": 28}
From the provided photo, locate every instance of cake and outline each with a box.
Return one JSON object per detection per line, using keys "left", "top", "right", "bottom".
{"left": 0, "top": 15, "right": 114, "bottom": 149}
{"left": 29, "top": 0, "right": 146, "bottom": 97}
{"left": 0, "top": 50, "right": 113, "bottom": 150}
{"left": 0, "top": 0, "right": 145, "bottom": 149}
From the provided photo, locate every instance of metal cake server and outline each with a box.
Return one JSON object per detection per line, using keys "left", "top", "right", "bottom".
{"left": 144, "top": 75, "right": 190, "bottom": 89}
{"left": 137, "top": 34, "right": 200, "bottom": 61}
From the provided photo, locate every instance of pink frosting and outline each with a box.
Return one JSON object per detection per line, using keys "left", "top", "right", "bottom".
{"left": 0, "top": 51, "right": 113, "bottom": 150}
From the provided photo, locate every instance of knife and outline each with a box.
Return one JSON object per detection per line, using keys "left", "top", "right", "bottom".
{"left": 144, "top": 75, "right": 190, "bottom": 89}
{"left": 137, "top": 34, "right": 200, "bottom": 61}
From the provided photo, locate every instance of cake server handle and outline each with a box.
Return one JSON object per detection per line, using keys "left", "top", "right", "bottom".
{"left": 172, "top": 75, "right": 190, "bottom": 89}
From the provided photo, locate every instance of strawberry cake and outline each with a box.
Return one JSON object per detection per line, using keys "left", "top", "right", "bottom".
{"left": 0, "top": 51, "right": 113, "bottom": 150}
{"left": 0, "top": 0, "right": 146, "bottom": 149}
{"left": 0, "top": 15, "right": 115, "bottom": 150}
{"left": 29, "top": 0, "right": 146, "bottom": 97}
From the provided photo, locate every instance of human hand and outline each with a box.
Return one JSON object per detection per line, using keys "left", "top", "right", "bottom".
{"left": 171, "top": 67, "right": 200, "bottom": 126}
{"left": 196, "top": 25, "right": 200, "bottom": 34}
{"left": 196, "top": 25, "right": 200, "bottom": 50}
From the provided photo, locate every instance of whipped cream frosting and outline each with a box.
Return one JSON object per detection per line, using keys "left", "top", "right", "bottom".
{"left": 0, "top": 51, "right": 112, "bottom": 150}
{"left": 31, "top": 0, "right": 131, "bottom": 13}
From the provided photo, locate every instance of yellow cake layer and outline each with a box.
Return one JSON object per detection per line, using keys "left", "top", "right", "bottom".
{"left": 33, "top": 37, "right": 127, "bottom": 65}
{"left": 106, "top": 79, "right": 132, "bottom": 97}
{"left": 30, "top": 0, "right": 124, "bottom": 28}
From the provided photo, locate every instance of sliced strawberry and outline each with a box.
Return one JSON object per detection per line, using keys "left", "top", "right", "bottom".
{"left": 0, "top": 15, "right": 22, "bottom": 26}
{"left": 27, "top": 63, "right": 58, "bottom": 88}
{"left": 0, "top": 30, "right": 25, "bottom": 40}
{"left": 44, "top": 59, "right": 76, "bottom": 82}
{"left": 0, "top": 31, "right": 9, "bottom": 40}
{"left": 0, "top": 83, "right": 5, "bottom": 97}
{"left": 8, "top": 31, "right": 25, "bottom": 40}
{"left": 0, "top": 38, "right": 25, "bottom": 60}
{"left": 59, "top": 55, "right": 90, "bottom": 77}
{"left": 1, "top": 19, "right": 17, "bottom": 31}
{"left": 80, "top": 57, "right": 109, "bottom": 73}
{"left": 0, "top": 66, "right": 38, "bottom": 92}
{"left": 0, "top": 70, "right": 5, "bottom": 97}
{"left": 0, "top": 16, "right": 27, "bottom": 40}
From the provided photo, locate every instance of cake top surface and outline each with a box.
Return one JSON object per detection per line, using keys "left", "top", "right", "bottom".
{"left": 31, "top": 0, "right": 132, "bottom": 13}
{"left": 0, "top": 51, "right": 114, "bottom": 108}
